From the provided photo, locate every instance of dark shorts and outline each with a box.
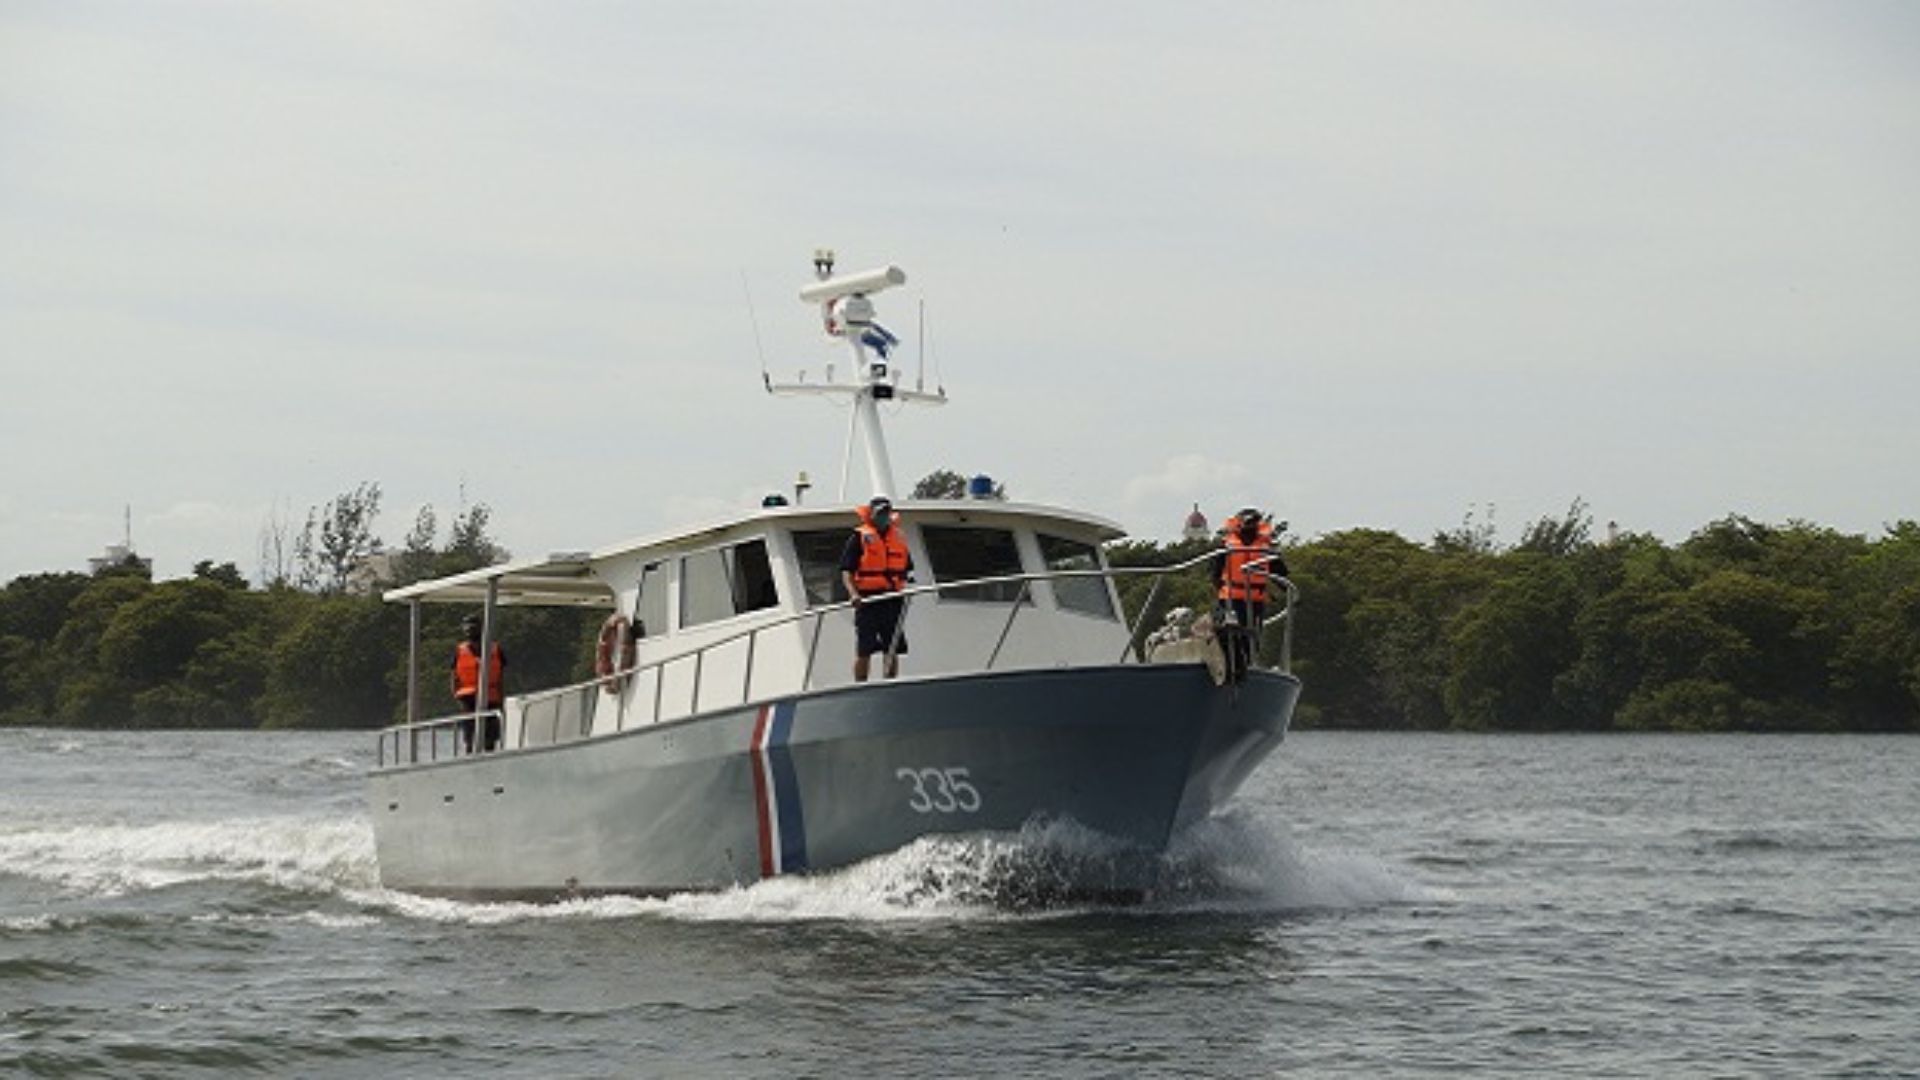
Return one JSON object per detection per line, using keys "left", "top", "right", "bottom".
{"left": 456, "top": 698, "right": 503, "bottom": 751}
{"left": 854, "top": 597, "right": 909, "bottom": 657}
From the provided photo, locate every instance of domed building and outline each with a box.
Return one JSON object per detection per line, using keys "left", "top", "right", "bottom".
{"left": 1181, "top": 503, "right": 1210, "bottom": 543}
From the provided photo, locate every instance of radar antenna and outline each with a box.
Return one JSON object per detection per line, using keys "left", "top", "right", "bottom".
{"left": 764, "top": 249, "right": 947, "bottom": 500}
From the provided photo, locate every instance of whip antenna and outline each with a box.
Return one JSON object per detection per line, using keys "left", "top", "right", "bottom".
{"left": 741, "top": 269, "right": 769, "bottom": 384}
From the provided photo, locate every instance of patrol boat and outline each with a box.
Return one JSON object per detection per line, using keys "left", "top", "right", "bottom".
{"left": 368, "top": 253, "right": 1301, "bottom": 900}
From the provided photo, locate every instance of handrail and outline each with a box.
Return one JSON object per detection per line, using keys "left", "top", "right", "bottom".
{"left": 984, "top": 580, "right": 1032, "bottom": 669}
{"left": 1259, "top": 564, "right": 1299, "bottom": 674}
{"left": 375, "top": 708, "right": 501, "bottom": 768}
{"left": 511, "top": 550, "right": 1245, "bottom": 712}
{"left": 375, "top": 548, "right": 1297, "bottom": 767}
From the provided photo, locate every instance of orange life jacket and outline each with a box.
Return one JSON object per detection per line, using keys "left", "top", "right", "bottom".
{"left": 1219, "top": 516, "right": 1276, "bottom": 603}
{"left": 851, "top": 506, "right": 911, "bottom": 595}
{"left": 454, "top": 641, "right": 504, "bottom": 703}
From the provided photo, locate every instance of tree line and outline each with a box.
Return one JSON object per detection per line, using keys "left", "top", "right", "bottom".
{"left": 0, "top": 486, "right": 599, "bottom": 730}
{"left": 1, "top": 485, "right": 1915, "bottom": 731}
{"left": 1111, "top": 502, "right": 1920, "bottom": 732}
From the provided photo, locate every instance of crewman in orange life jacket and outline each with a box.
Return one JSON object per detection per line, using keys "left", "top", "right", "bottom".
{"left": 451, "top": 613, "right": 506, "bottom": 752}
{"left": 840, "top": 495, "right": 914, "bottom": 682}
{"left": 1210, "top": 507, "right": 1289, "bottom": 682}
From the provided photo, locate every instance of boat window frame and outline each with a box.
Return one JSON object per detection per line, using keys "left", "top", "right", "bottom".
{"left": 789, "top": 527, "right": 853, "bottom": 609}
{"left": 633, "top": 560, "right": 670, "bottom": 639}
{"left": 678, "top": 535, "right": 782, "bottom": 630}
{"left": 1036, "top": 532, "right": 1119, "bottom": 621}
{"left": 921, "top": 523, "right": 1033, "bottom": 604}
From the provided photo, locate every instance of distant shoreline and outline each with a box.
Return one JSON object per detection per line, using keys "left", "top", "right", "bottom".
{"left": 6, "top": 512, "right": 1918, "bottom": 735}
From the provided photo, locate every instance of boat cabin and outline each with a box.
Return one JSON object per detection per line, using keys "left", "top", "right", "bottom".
{"left": 382, "top": 499, "right": 1133, "bottom": 757}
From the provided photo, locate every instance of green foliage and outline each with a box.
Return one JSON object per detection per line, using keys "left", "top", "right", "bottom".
{"left": 193, "top": 560, "right": 249, "bottom": 591}
{"left": 46, "top": 574, "right": 153, "bottom": 726}
{"left": 1432, "top": 504, "right": 1499, "bottom": 556}
{"left": 392, "top": 504, "right": 440, "bottom": 586}
{"left": 0, "top": 481, "right": 517, "bottom": 730}
{"left": 494, "top": 607, "right": 601, "bottom": 695}
{"left": 1514, "top": 498, "right": 1592, "bottom": 558}
{"left": 296, "top": 481, "right": 385, "bottom": 593}
{"left": 170, "top": 627, "right": 271, "bottom": 728}
{"left": 0, "top": 573, "right": 91, "bottom": 641}
{"left": 1681, "top": 514, "right": 1773, "bottom": 569}
{"left": 911, "top": 469, "right": 968, "bottom": 499}
{"left": 1444, "top": 557, "right": 1582, "bottom": 730}
{"left": 1287, "top": 529, "right": 1467, "bottom": 728}
{"left": 3, "top": 503, "right": 1918, "bottom": 732}
{"left": 385, "top": 604, "right": 599, "bottom": 725}
{"left": 1616, "top": 678, "right": 1746, "bottom": 731}
{"left": 1117, "top": 511, "right": 1919, "bottom": 733}
{"left": 1828, "top": 522, "right": 1920, "bottom": 729}
{"left": 260, "top": 596, "right": 401, "bottom": 729}
{"left": 440, "top": 503, "right": 509, "bottom": 576}
{"left": 98, "top": 579, "right": 239, "bottom": 688}
{"left": 105, "top": 581, "right": 269, "bottom": 729}
{"left": 381, "top": 500, "right": 510, "bottom": 586}
{"left": 910, "top": 468, "right": 1006, "bottom": 500}
{"left": 0, "top": 573, "right": 92, "bottom": 723}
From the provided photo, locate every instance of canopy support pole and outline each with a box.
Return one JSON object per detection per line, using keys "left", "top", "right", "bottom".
{"left": 406, "top": 600, "right": 421, "bottom": 725}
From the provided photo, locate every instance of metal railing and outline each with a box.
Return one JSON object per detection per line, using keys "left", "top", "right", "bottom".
{"left": 375, "top": 549, "right": 1295, "bottom": 769}
{"left": 376, "top": 709, "right": 503, "bottom": 769}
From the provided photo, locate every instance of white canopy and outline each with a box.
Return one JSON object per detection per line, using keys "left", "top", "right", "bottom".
{"left": 381, "top": 554, "right": 614, "bottom": 608}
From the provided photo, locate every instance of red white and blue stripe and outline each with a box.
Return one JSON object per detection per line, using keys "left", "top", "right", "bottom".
{"left": 749, "top": 700, "right": 808, "bottom": 877}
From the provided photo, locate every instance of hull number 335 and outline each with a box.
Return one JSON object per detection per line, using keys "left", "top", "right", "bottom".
{"left": 895, "top": 766, "right": 981, "bottom": 814}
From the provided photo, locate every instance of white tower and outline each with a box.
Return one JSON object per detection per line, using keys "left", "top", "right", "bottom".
{"left": 1182, "top": 504, "right": 1210, "bottom": 543}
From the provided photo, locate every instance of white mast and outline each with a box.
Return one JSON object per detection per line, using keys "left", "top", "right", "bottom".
{"left": 764, "top": 250, "right": 946, "bottom": 500}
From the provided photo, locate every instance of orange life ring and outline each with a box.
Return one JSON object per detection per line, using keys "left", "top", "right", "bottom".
{"left": 595, "top": 614, "right": 637, "bottom": 692}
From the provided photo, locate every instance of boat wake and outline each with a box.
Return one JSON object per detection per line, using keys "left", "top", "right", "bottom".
{"left": 623, "top": 812, "right": 1438, "bottom": 923}
{"left": 0, "top": 810, "right": 1434, "bottom": 927}
{"left": 0, "top": 816, "right": 378, "bottom": 899}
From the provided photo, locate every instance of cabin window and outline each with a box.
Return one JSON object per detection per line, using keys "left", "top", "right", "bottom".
{"left": 680, "top": 539, "right": 779, "bottom": 628}
{"left": 1039, "top": 534, "right": 1117, "bottom": 620}
{"left": 923, "top": 525, "right": 1029, "bottom": 603}
{"left": 791, "top": 529, "right": 851, "bottom": 607}
{"left": 634, "top": 561, "right": 668, "bottom": 638}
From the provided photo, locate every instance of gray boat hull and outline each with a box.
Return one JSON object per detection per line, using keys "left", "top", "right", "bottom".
{"left": 367, "top": 663, "right": 1298, "bottom": 900}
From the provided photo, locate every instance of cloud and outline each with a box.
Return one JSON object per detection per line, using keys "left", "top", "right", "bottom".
{"left": 149, "top": 500, "right": 260, "bottom": 528}
{"left": 652, "top": 488, "right": 787, "bottom": 537}
{"left": 1114, "top": 455, "right": 1277, "bottom": 538}
{"left": 2, "top": 3, "right": 1915, "bottom": 584}
{"left": 1123, "top": 454, "right": 1257, "bottom": 508}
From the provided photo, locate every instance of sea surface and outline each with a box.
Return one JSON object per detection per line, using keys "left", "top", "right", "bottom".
{"left": 2, "top": 728, "right": 1915, "bottom": 1078}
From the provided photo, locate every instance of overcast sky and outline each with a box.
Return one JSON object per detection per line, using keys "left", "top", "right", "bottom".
{"left": 3, "top": 2, "right": 1916, "bottom": 583}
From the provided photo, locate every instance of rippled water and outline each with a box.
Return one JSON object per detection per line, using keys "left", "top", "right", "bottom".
{"left": 3, "top": 728, "right": 1915, "bottom": 1077}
